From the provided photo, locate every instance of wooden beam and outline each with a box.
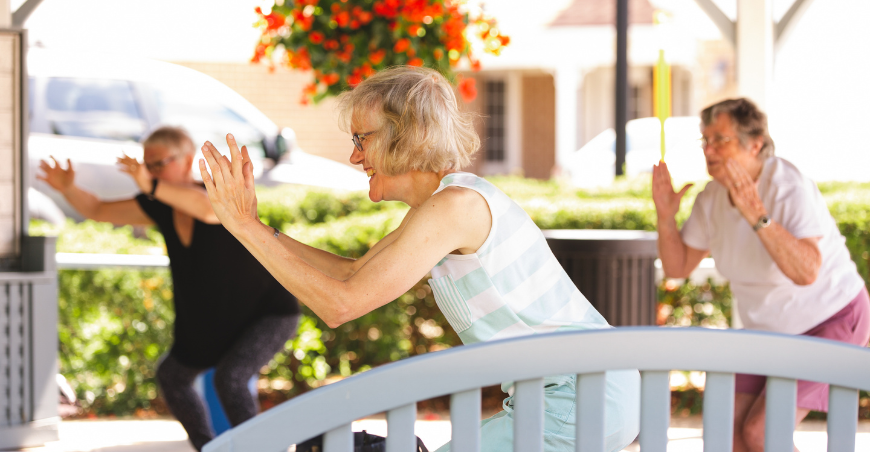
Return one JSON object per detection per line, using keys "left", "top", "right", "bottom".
{"left": 775, "top": 0, "right": 816, "bottom": 50}
{"left": 11, "top": 0, "right": 42, "bottom": 27}
{"left": 692, "top": 0, "right": 735, "bottom": 47}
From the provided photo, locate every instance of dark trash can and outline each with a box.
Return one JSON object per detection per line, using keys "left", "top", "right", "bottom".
{"left": 544, "top": 229, "right": 659, "bottom": 326}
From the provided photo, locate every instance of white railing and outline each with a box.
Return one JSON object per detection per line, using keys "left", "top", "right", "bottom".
{"left": 54, "top": 253, "right": 725, "bottom": 283}
{"left": 55, "top": 253, "right": 169, "bottom": 270}
{"left": 202, "top": 327, "right": 870, "bottom": 452}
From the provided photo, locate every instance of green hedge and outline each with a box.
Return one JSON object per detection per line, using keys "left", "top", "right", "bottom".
{"left": 37, "top": 177, "right": 870, "bottom": 416}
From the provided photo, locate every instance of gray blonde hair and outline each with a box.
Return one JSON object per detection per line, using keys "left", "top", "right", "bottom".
{"left": 701, "top": 98, "right": 775, "bottom": 159}
{"left": 337, "top": 66, "right": 480, "bottom": 176}
{"left": 142, "top": 126, "right": 195, "bottom": 156}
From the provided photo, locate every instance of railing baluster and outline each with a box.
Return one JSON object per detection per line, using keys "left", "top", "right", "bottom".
{"left": 450, "top": 388, "right": 481, "bottom": 452}
{"left": 8, "top": 283, "right": 22, "bottom": 424}
{"left": 386, "top": 403, "right": 417, "bottom": 452}
{"left": 702, "top": 372, "right": 734, "bottom": 452}
{"left": 514, "top": 378, "right": 544, "bottom": 452}
{"left": 827, "top": 385, "right": 858, "bottom": 452}
{"left": 764, "top": 377, "right": 796, "bottom": 452}
{"left": 0, "top": 283, "right": 7, "bottom": 427}
{"left": 323, "top": 423, "right": 353, "bottom": 452}
{"left": 639, "top": 371, "right": 669, "bottom": 452}
{"left": 576, "top": 372, "right": 606, "bottom": 452}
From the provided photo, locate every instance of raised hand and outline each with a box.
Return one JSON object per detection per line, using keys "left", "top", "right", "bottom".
{"left": 37, "top": 156, "right": 76, "bottom": 193}
{"left": 723, "top": 159, "right": 767, "bottom": 225}
{"left": 652, "top": 161, "right": 693, "bottom": 220}
{"left": 117, "top": 154, "right": 152, "bottom": 193}
{"left": 199, "top": 133, "right": 259, "bottom": 234}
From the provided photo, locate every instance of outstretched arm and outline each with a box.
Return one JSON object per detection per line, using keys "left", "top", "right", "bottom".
{"left": 199, "top": 134, "right": 489, "bottom": 328}
{"left": 38, "top": 157, "right": 153, "bottom": 225}
{"left": 117, "top": 155, "right": 219, "bottom": 224}
{"left": 272, "top": 209, "right": 415, "bottom": 281}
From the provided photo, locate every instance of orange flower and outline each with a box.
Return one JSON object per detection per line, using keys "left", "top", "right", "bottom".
{"left": 309, "top": 31, "right": 324, "bottom": 44}
{"left": 336, "top": 11, "right": 350, "bottom": 28}
{"left": 287, "top": 48, "right": 312, "bottom": 70}
{"left": 361, "top": 63, "right": 375, "bottom": 77}
{"left": 369, "top": 49, "right": 386, "bottom": 65}
{"left": 408, "top": 24, "right": 421, "bottom": 36}
{"left": 324, "top": 39, "right": 340, "bottom": 50}
{"left": 458, "top": 77, "right": 477, "bottom": 103}
{"left": 433, "top": 48, "right": 444, "bottom": 60}
{"left": 408, "top": 57, "right": 423, "bottom": 67}
{"left": 347, "top": 73, "right": 363, "bottom": 86}
{"left": 322, "top": 73, "right": 341, "bottom": 85}
{"left": 396, "top": 41, "right": 409, "bottom": 53}
{"left": 471, "top": 59, "right": 481, "bottom": 72}
{"left": 265, "top": 12, "right": 286, "bottom": 31}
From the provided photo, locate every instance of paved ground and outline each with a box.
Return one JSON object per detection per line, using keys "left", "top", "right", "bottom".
{"left": 16, "top": 417, "right": 870, "bottom": 451}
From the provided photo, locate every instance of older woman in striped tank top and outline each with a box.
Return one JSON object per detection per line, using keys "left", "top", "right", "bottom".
{"left": 199, "top": 66, "right": 640, "bottom": 452}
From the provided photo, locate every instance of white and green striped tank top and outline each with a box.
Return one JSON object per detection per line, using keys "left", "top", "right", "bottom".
{"left": 428, "top": 172, "right": 611, "bottom": 345}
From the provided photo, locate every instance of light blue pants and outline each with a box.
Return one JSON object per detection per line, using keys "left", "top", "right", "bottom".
{"left": 435, "top": 370, "right": 640, "bottom": 452}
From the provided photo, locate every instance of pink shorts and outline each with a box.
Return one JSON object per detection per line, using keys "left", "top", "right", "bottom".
{"left": 735, "top": 286, "right": 870, "bottom": 412}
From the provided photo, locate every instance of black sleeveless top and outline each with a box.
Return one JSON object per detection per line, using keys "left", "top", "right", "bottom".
{"left": 136, "top": 194, "right": 299, "bottom": 368}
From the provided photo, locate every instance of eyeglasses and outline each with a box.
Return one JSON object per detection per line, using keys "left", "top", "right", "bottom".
{"left": 352, "top": 131, "right": 376, "bottom": 153}
{"left": 700, "top": 135, "right": 735, "bottom": 150}
{"left": 145, "top": 154, "right": 180, "bottom": 173}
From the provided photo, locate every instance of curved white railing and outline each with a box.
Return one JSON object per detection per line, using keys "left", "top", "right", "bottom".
{"left": 203, "top": 327, "right": 870, "bottom": 452}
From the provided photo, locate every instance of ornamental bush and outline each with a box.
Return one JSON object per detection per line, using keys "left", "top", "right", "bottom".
{"left": 39, "top": 177, "right": 870, "bottom": 417}
{"left": 252, "top": 0, "right": 509, "bottom": 103}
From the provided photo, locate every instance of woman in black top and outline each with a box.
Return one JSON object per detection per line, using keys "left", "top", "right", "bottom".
{"left": 38, "top": 126, "right": 299, "bottom": 451}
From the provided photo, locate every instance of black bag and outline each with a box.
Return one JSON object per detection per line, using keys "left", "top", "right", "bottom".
{"left": 296, "top": 430, "right": 429, "bottom": 452}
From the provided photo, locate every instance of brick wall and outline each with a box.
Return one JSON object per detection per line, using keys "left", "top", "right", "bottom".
{"left": 521, "top": 74, "right": 556, "bottom": 179}
{"left": 171, "top": 61, "right": 354, "bottom": 166}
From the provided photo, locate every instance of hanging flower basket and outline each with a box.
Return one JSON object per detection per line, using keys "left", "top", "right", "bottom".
{"left": 252, "top": 0, "right": 509, "bottom": 104}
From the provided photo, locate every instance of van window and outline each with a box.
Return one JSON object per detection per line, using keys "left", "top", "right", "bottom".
{"left": 151, "top": 84, "right": 266, "bottom": 159}
{"left": 45, "top": 78, "right": 147, "bottom": 141}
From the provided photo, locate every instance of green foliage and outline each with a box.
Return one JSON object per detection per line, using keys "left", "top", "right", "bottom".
{"left": 58, "top": 269, "right": 173, "bottom": 414}
{"left": 40, "top": 178, "right": 870, "bottom": 416}
{"left": 657, "top": 279, "right": 732, "bottom": 329}
{"left": 256, "top": 184, "right": 403, "bottom": 230}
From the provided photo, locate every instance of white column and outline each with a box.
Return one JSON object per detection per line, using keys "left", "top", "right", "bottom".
{"left": 736, "top": 0, "right": 774, "bottom": 109}
{"left": 554, "top": 66, "right": 579, "bottom": 175}
{"left": 0, "top": 0, "right": 11, "bottom": 28}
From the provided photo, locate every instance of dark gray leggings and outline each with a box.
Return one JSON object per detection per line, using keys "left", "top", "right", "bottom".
{"left": 156, "top": 314, "right": 300, "bottom": 451}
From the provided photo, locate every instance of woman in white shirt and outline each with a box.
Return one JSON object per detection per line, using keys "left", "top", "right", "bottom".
{"left": 653, "top": 98, "right": 869, "bottom": 452}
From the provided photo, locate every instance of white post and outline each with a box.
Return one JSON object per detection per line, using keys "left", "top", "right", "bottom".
{"left": 0, "top": 0, "right": 10, "bottom": 27}
{"left": 505, "top": 71, "right": 522, "bottom": 174}
{"left": 736, "top": 0, "right": 774, "bottom": 109}
{"left": 554, "top": 66, "right": 579, "bottom": 175}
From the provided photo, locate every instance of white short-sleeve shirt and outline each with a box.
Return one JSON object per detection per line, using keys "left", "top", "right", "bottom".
{"left": 681, "top": 157, "right": 864, "bottom": 334}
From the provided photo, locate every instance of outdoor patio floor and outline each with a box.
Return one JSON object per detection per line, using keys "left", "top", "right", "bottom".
{"left": 14, "top": 417, "right": 870, "bottom": 452}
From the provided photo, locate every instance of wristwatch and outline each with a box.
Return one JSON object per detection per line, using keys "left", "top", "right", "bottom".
{"left": 753, "top": 215, "right": 771, "bottom": 231}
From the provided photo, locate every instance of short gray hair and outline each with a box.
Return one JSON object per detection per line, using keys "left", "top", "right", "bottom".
{"left": 142, "top": 126, "right": 195, "bottom": 156}
{"left": 337, "top": 66, "right": 480, "bottom": 177}
{"left": 701, "top": 98, "right": 775, "bottom": 159}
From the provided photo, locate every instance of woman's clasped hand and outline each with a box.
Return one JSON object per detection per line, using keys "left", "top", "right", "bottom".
{"left": 198, "top": 135, "right": 261, "bottom": 235}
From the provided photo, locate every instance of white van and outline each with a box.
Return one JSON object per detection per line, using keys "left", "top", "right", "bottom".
{"left": 27, "top": 48, "right": 293, "bottom": 222}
